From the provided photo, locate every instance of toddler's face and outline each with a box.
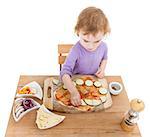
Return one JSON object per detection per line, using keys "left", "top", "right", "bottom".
{"left": 79, "top": 30, "right": 104, "bottom": 52}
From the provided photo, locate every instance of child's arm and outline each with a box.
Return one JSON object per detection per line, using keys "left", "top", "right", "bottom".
{"left": 95, "top": 59, "right": 107, "bottom": 78}
{"left": 100, "top": 59, "right": 107, "bottom": 71}
{"left": 95, "top": 44, "right": 108, "bottom": 78}
{"left": 62, "top": 74, "right": 81, "bottom": 106}
{"left": 60, "top": 46, "right": 81, "bottom": 106}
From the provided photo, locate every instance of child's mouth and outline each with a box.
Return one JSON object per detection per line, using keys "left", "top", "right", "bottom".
{"left": 87, "top": 48, "right": 93, "bottom": 51}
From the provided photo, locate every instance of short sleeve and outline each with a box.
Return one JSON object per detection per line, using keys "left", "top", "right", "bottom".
{"left": 102, "top": 44, "right": 108, "bottom": 60}
{"left": 60, "top": 46, "right": 78, "bottom": 81}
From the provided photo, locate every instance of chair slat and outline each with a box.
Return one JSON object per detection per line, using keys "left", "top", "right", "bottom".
{"left": 58, "top": 44, "right": 73, "bottom": 54}
{"left": 58, "top": 44, "right": 73, "bottom": 71}
{"left": 58, "top": 55, "right": 67, "bottom": 64}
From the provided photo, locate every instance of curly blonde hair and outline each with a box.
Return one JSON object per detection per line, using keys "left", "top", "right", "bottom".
{"left": 75, "top": 7, "right": 110, "bottom": 36}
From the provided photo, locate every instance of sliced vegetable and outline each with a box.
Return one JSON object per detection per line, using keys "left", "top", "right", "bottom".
{"left": 18, "top": 86, "right": 36, "bottom": 95}
{"left": 52, "top": 79, "right": 59, "bottom": 85}
{"left": 75, "top": 79, "right": 84, "bottom": 86}
{"left": 22, "top": 99, "right": 35, "bottom": 110}
{"left": 15, "top": 106, "right": 24, "bottom": 114}
{"left": 73, "top": 81, "right": 76, "bottom": 87}
{"left": 84, "top": 99, "right": 101, "bottom": 106}
{"left": 94, "top": 81, "right": 102, "bottom": 88}
{"left": 31, "top": 88, "right": 36, "bottom": 94}
{"left": 99, "top": 88, "right": 108, "bottom": 95}
{"left": 62, "top": 84, "right": 67, "bottom": 90}
{"left": 81, "top": 99, "right": 87, "bottom": 106}
{"left": 14, "top": 99, "right": 23, "bottom": 110}
{"left": 15, "top": 107, "right": 25, "bottom": 118}
{"left": 85, "top": 80, "right": 93, "bottom": 87}
{"left": 92, "top": 99, "right": 102, "bottom": 106}
{"left": 100, "top": 96, "right": 107, "bottom": 103}
{"left": 13, "top": 98, "right": 40, "bottom": 122}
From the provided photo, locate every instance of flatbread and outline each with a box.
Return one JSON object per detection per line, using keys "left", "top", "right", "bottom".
{"left": 36, "top": 105, "right": 65, "bottom": 129}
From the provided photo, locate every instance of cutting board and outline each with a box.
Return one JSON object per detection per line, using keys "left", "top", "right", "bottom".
{"left": 43, "top": 75, "right": 112, "bottom": 113}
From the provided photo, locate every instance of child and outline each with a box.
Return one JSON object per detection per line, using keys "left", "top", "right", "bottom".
{"left": 60, "top": 7, "right": 110, "bottom": 107}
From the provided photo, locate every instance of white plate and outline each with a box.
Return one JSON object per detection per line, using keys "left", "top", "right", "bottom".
{"left": 16, "top": 81, "right": 43, "bottom": 100}
{"left": 36, "top": 105, "right": 65, "bottom": 129}
{"left": 13, "top": 98, "right": 40, "bottom": 122}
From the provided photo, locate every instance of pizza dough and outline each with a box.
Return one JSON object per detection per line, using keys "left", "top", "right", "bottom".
{"left": 51, "top": 76, "right": 111, "bottom": 113}
{"left": 36, "top": 105, "right": 65, "bottom": 129}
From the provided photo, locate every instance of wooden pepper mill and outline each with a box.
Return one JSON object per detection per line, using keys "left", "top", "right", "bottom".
{"left": 120, "top": 98, "right": 145, "bottom": 132}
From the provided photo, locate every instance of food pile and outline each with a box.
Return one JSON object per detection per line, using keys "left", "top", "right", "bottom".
{"left": 54, "top": 76, "right": 109, "bottom": 111}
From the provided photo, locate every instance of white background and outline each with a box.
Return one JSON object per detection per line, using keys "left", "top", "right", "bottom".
{"left": 0, "top": 0, "right": 150, "bottom": 137}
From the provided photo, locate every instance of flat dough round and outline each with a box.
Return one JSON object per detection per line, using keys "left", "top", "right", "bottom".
{"left": 85, "top": 80, "right": 93, "bottom": 87}
{"left": 36, "top": 105, "right": 65, "bottom": 129}
{"left": 76, "top": 79, "right": 84, "bottom": 86}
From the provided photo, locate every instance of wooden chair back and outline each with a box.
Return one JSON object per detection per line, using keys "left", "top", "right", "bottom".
{"left": 58, "top": 44, "right": 73, "bottom": 71}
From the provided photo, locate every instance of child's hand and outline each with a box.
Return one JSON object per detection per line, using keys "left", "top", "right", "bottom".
{"left": 70, "top": 90, "right": 81, "bottom": 106}
{"left": 95, "top": 68, "right": 105, "bottom": 78}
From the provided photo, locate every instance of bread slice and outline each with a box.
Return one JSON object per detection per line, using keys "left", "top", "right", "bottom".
{"left": 36, "top": 105, "right": 65, "bottom": 129}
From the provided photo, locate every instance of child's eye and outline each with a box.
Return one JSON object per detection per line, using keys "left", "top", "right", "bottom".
{"left": 94, "top": 40, "right": 100, "bottom": 43}
{"left": 83, "top": 39, "right": 89, "bottom": 43}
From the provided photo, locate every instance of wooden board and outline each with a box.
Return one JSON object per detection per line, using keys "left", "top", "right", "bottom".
{"left": 43, "top": 75, "right": 112, "bottom": 113}
{"left": 5, "top": 75, "right": 142, "bottom": 137}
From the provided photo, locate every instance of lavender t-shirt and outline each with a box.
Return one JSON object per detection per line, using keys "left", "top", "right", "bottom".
{"left": 60, "top": 41, "right": 108, "bottom": 79}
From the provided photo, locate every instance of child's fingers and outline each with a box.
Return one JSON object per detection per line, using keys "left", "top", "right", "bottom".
{"left": 96, "top": 72, "right": 104, "bottom": 79}
{"left": 71, "top": 98, "right": 81, "bottom": 106}
{"left": 75, "top": 98, "right": 81, "bottom": 106}
{"left": 95, "top": 71, "right": 101, "bottom": 77}
{"left": 71, "top": 100, "right": 77, "bottom": 106}
{"left": 95, "top": 69, "right": 101, "bottom": 75}
{"left": 99, "top": 73, "right": 104, "bottom": 78}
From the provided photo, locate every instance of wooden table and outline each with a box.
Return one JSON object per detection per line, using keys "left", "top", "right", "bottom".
{"left": 5, "top": 75, "right": 142, "bottom": 137}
